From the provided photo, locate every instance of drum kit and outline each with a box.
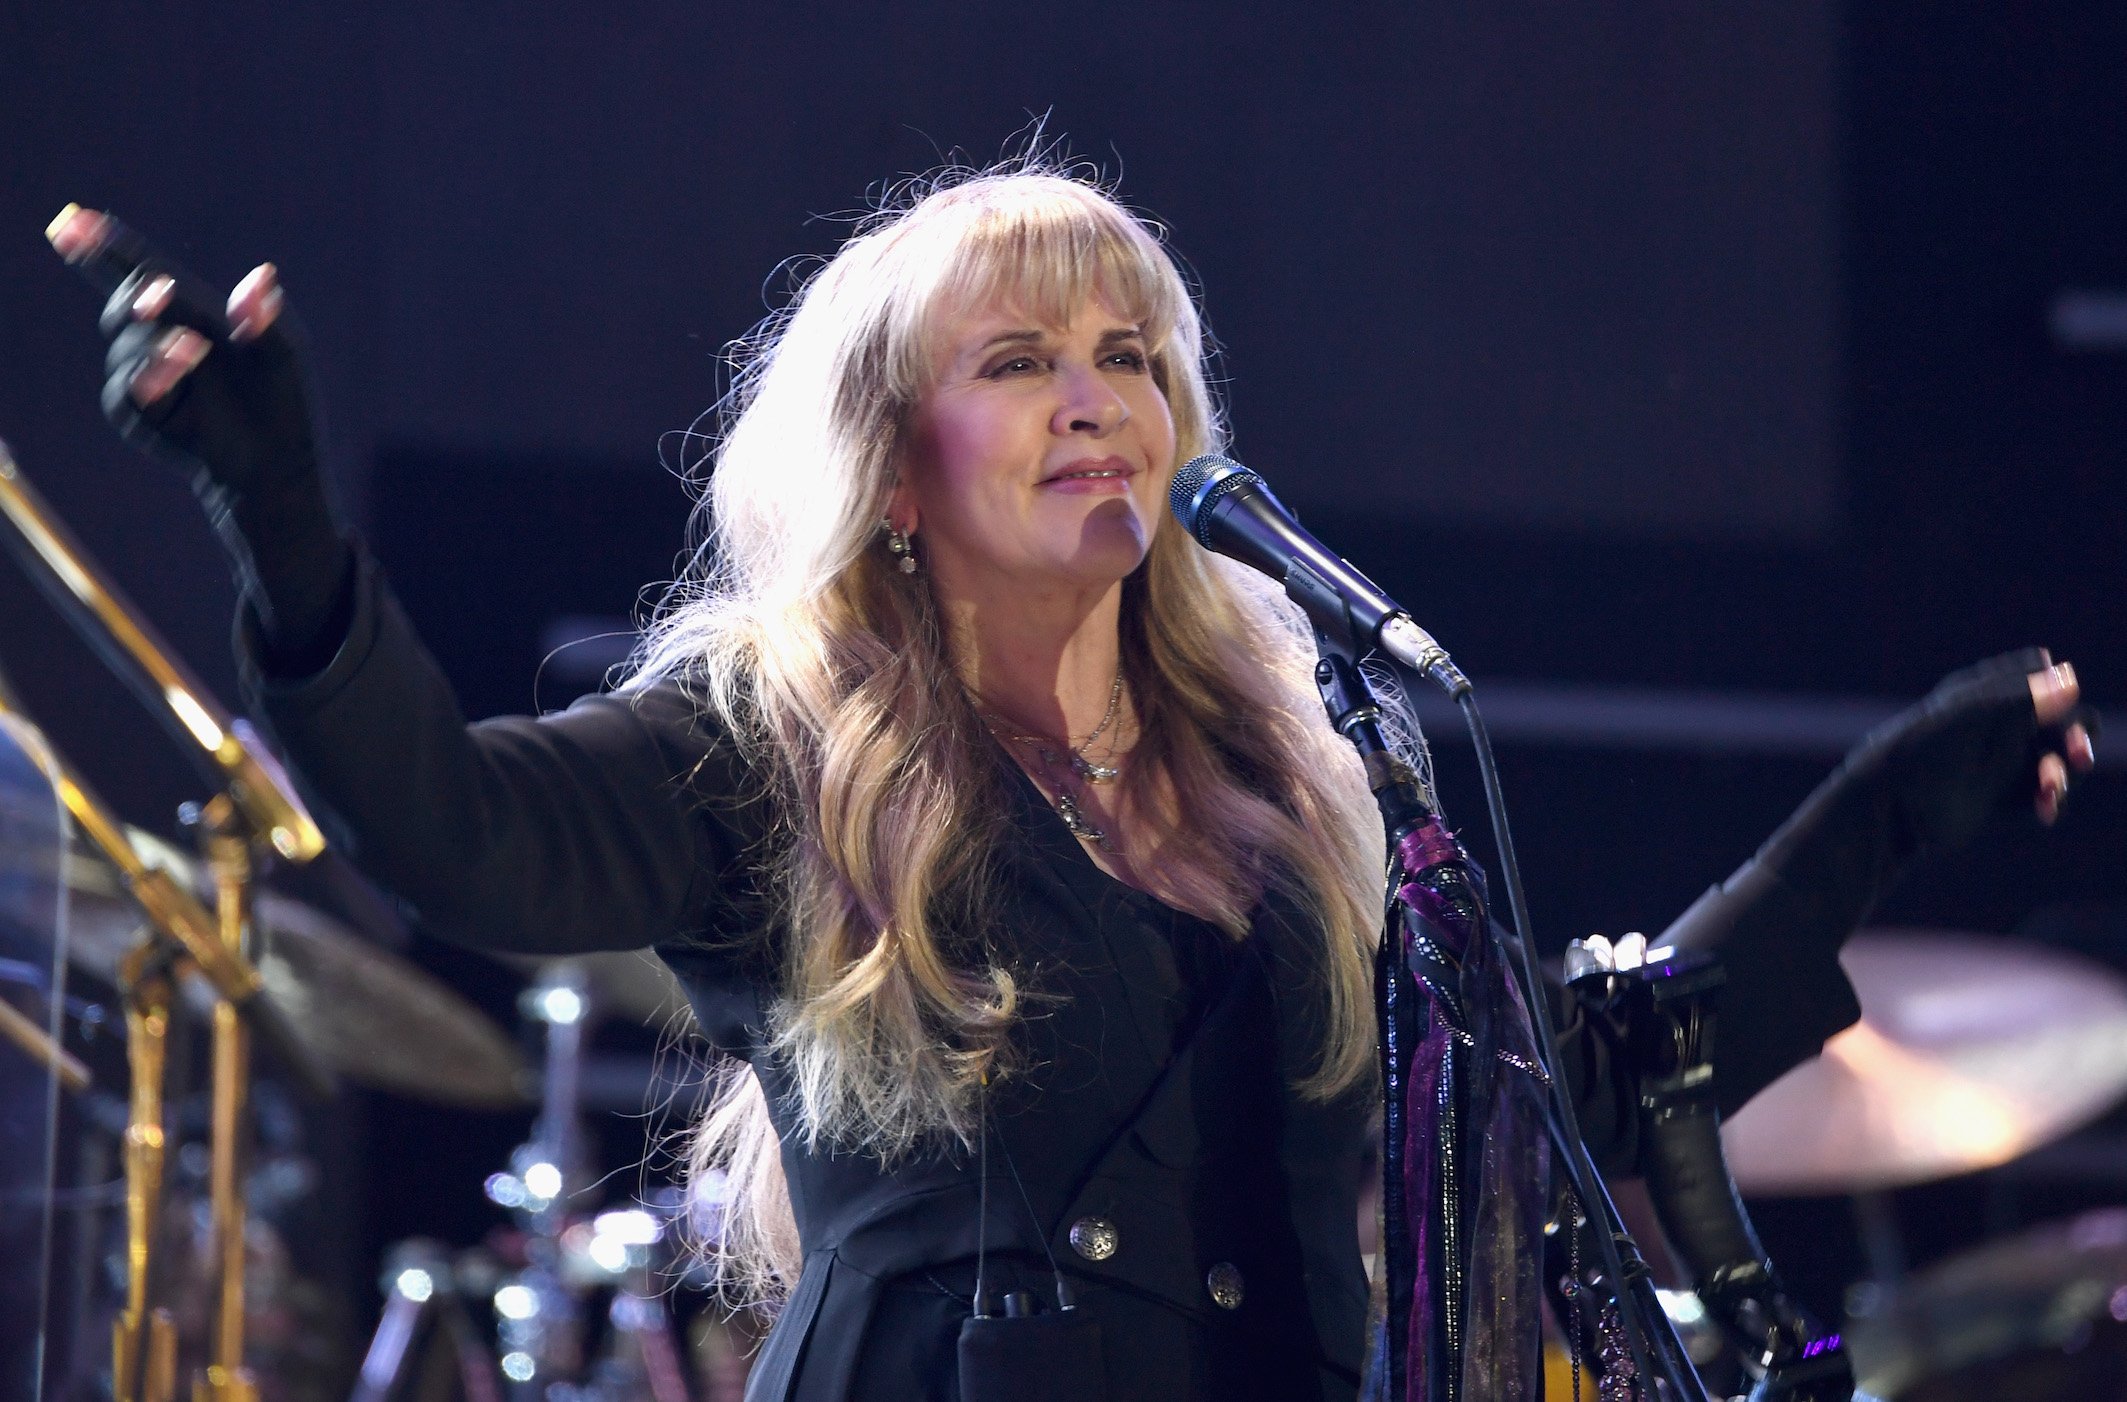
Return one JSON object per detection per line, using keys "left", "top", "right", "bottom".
{"left": 1, "top": 435, "right": 2125, "bottom": 1400}
{"left": 0, "top": 446, "right": 747, "bottom": 1402}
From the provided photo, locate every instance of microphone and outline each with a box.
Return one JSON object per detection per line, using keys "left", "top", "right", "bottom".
{"left": 1168, "top": 455, "right": 1470, "bottom": 697}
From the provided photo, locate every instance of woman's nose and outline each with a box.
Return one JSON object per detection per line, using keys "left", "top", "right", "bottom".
{"left": 1053, "top": 363, "right": 1128, "bottom": 435}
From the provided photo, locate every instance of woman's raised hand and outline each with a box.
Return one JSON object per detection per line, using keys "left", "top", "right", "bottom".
{"left": 45, "top": 205, "right": 319, "bottom": 501}
{"left": 2030, "top": 659, "right": 2098, "bottom": 824}
{"left": 47, "top": 206, "right": 353, "bottom": 666}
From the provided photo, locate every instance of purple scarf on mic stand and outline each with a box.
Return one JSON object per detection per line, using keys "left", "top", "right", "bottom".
{"left": 1364, "top": 817, "right": 1551, "bottom": 1402}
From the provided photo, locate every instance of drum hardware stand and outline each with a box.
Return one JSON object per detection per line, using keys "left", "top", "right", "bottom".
{"left": 113, "top": 941, "right": 179, "bottom": 1402}
{"left": 424, "top": 962, "right": 697, "bottom": 1401}
{"left": 496, "top": 962, "right": 597, "bottom": 1394}
{"left": 352, "top": 1242, "right": 504, "bottom": 1402}
{"left": 0, "top": 972, "right": 92, "bottom": 1094}
{"left": 1564, "top": 944, "right": 1854, "bottom": 1401}
{"left": 0, "top": 698, "right": 328, "bottom": 1402}
{"left": 0, "top": 445, "right": 334, "bottom": 1402}
{"left": 189, "top": 792, "right": 265, "bottom": 1402}
{"left": 0, "top": 717, "right": 91, "bottom": 1091}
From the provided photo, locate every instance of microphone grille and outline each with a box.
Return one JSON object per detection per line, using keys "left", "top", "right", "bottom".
{"left": 1169, "top": 454, "right": 1254, "bottom": 544}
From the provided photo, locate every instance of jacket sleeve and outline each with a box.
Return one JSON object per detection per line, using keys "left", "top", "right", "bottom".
{"left": 233, "top": 542, "right": 764, "bottom": 958}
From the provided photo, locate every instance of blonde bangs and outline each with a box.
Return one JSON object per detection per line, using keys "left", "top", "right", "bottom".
{"left": 865, "top": 175, "right": 1195, "bottom": 403}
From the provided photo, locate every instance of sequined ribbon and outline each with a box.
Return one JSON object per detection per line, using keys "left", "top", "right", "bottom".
{"left": 1366, "top": 819, "right": 1549, "bottom": 1402}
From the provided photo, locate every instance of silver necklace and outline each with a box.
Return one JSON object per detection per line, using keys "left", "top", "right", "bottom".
{"left": 988, "top": 673, "right": 1124, "bottom": 785}
{"left": 978, "top": 673, "right": 1126, "bottom": 847}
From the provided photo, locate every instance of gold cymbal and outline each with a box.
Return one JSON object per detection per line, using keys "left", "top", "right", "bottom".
{"left": 1847, "top": 1208, "right": 2127, "bottom": 1397}
{"left": 494, "top": 948, "right": 695, "bottom": 1029}
{"left": 1722, "top": 929, "right": 2127, "bottom": 1195}
{"left": 63, "top": 828, "right": 528, "bottom": 1108}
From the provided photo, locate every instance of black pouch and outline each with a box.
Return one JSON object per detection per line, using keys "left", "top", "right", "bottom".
{"left": 956, "top": 1309, "right": 1106, "bottom": 1402}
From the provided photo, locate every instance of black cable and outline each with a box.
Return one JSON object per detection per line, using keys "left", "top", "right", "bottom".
{"left": 1456, "top": 691, "right": 1704, "bottom": 1402}
{"left": 996, "top": 1129, "right": 1077, "bottom": 1310}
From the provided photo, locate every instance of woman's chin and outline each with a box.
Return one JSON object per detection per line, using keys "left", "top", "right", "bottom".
{"left": 1058, "top": 540, "right": 1152, "bottom": 591}
{"left": 1063, "top": 506, "right": 1153, "bottom": 578}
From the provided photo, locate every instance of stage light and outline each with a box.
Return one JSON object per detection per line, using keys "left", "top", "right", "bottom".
{"left": 493, "top": 1284, "right": 538, "bottom": 1321}
{"left": 522, "top": 1161, "right": 564, "bottom": 1201}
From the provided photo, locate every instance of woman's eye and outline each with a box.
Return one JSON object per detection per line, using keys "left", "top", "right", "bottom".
{"left": 1104, "top": 349, "right": 1149, "bottom": 371}
{"left": 986, "top": 356, "right": 1042, "bottom": 379}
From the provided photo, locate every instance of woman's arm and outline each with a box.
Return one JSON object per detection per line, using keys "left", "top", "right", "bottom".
{"left": 240, "top": 547, "right": 755, "bottom": 955}
{"left": 49, "top": 208, "right": 757, "bottom": 957}
{"left": 1661, "top": 650, "right": 2097, "bottom": 1116}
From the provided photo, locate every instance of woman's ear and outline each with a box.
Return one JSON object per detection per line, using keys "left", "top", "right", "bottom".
{"left": 885, "top": 473, "right": 919, "bottom": 537}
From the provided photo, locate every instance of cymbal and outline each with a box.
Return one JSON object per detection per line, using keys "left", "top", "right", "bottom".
{"left": 494, "top": 949, "right": 695, "bottom": 1029}
{"left": 1722, "top": 929, "right": 2127, "bottom": 1195}
{"left": 63, "top": 828, "right": 528, "bottom": 1108}
{"left": 1846, "top": 1208, "right": 2127, "bottom": 1399}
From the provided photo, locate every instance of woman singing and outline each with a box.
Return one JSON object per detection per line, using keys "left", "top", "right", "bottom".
{"left": 49, "top": 165, "right": 2093, "bottom": 1401}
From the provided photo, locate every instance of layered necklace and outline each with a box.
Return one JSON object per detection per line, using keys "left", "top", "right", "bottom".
{"left": 978, "top": 672, "right": 1125, "bottom": 848}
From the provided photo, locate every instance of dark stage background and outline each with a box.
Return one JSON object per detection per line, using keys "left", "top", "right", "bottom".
{"left": 2, "top": 1, "right": 2123, "bottom": 1390}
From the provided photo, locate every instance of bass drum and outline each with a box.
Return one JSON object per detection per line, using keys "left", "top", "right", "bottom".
{"left": 1847, "top": 1208, "right": 2127, "bottom": 1401}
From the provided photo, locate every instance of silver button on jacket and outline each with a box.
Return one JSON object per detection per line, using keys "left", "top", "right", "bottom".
{"left": 1205, "top": 1262, "right": 1245, "bottom": 1310}
{"left": 1067, "top": 1215, "right": 1119, "bottom": 1262}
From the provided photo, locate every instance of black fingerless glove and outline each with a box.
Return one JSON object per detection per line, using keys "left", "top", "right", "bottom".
{"left": 76, "top": 218, "right": 354, "bottom": 675}
{"left": 1662, "top": 650, "right": 2100, "bottom": 1114}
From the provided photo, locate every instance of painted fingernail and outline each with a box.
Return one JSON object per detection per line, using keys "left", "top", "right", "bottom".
{"left": 45, "top": 204, "right": 106, "bottom": 261}
{"left": 44, "top": 203, "right": 83, "bottom": 247}
{"left": 166, "top": 328, "right": 211, "bottom": 372}
{"left": 128, "top": 361, "right": 172, "bottom": 406}
{"left": 132, "top": 273, "right": 176, "bottom": 321}
{"left": 2051, "top": 662, "right": 2077, "bottom": 692}
{"left": 232, "top": 284, "right": 284, "bottom": 342}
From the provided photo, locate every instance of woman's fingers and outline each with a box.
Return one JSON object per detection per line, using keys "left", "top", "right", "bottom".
{"left": 2029, "top": 661, "right": 2078, "bottom": 722}
{"left": 2069, "top": 722, "right": 2096, "bottom": 772}
{"left": 128, "top": 327, "right": 212, "bottom": 406}
{"left": 131, "top": 272, "right": 177, "bottom": 322}
{"left": 2024, "top": 661, "right": 2097, "bottom": 820}
{"left": 2037, "top": 753, "right": 2070, "bottom": 825}
{"left": 49, "top": 207, "right": 278, "bottom": 402}
{"left": 44, "top": 204, "right": 108, "bottom": 263}
{"left": 227, "top": 263, "right": 283, "bottom": 342}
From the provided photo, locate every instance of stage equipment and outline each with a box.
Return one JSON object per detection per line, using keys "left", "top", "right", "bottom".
{"left": 62, "top": 829, "right": 525, "bottom": 1107}
{"left": 358, "top": 961, "right": 697, "bottom": 1401}
{"left": 1308, "top": 636, "right": 1706, "bottom": 1402}
{"left": 1846, "top": 1208, "right": 2127, "bottom": 1400}
{"left": 493, "top": 949, "right": 692, "bottom": 1029}
{"left": 1721, "top": 930, "right": 2127, "bottom": 1195}
{"left": 1185, "top": 451, "right": 1702, "bottom": 1400}
{"left": 0, "top": 443, "right": 335, "bottom": 1402}
{"left": 1565, "top": 939, "right": 1851, "bottom": 1400}
{"left": 0, "top": 713, "right": 80, "bottom": 1402}
{"left": 1170, "top": 456, "right": 1469, "bottom": 697}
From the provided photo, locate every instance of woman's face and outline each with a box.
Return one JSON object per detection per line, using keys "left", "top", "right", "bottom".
{"left": 894, "top": 292, "right": 1178, "bottom": 603}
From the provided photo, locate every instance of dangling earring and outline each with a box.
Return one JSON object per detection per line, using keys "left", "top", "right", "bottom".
{"left": 883, "top": 520, "right": 918, "bottom": 574}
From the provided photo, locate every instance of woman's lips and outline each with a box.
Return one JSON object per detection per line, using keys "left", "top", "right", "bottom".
{"left": 1039, "top": 457, "right": 1136, "bottom": 495}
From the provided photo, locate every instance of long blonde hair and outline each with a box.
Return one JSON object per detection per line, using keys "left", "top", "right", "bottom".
{"left": 626, "top": 165, "right": 1391, "bottom": 1297}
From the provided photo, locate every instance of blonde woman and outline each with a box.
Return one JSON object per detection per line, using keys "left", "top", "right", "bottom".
{"left": 51, "top": 168, "right": 2092, "bottom": 1402}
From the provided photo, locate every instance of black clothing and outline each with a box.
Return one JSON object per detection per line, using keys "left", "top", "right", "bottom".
{"left": 228, "top": 543, "right": 2078, "bottom": 1401}
{"left": 74, "top": 214, "right": 2082, "bottom": 1402}
{"left": 240, "top": 549, "right": 1372, "bottom": 1401}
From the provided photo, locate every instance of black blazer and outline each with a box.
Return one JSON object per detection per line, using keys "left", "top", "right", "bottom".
{"left": 241, "top": 550, "right": 1373, "bottom": 1400}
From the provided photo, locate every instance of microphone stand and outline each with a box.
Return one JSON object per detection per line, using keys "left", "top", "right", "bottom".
{"left": 1313, "top": 635, "right": 1706, "bottom": 1400}
{"left": 1451, "top": 695, "right": 1706, "bottom": 1402}
{"left": 0, "top": 443, "right": 334, "bottom": 1402}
